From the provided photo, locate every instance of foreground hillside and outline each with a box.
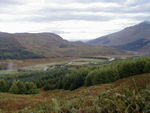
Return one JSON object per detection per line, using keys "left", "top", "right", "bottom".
{"left": 88, "top": 21, "right": 150, "bottom": 55}
{"left": 0, "top": 73, "right": 150, "bottom": 113}
{"left": 0, "top": 32, "right": 130, "bottom": 59}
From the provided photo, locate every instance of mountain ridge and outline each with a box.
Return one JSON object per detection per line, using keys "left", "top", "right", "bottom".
{"left": 88, "top": 21, "right": 150, "bottom": 55}
{"left": 0, "top": 32, "right": 129, "bottom": 59}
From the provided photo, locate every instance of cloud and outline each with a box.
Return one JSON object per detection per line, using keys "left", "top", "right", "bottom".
{"left": 28, "top": 0, "right": 150, "bottom": 23}
{"left": 28, "top": 13, "right": 114, "bottom": 22}
{"left": 0, "top": 0, "right": 21, "bottom": 6}
{"left": 37, "top": 2, "right": 121, "bottom": 13}
{"left": 1, "top": 0, "right": 150, "bottom": 22}
{"left": 51, "top": 30, "right": 70, "bottom": 34}
{"left": 43, "top": 0, "right": 123, "bottom": 4}
{"left": 0, "top": 0, "right": 150, "bottom": 40}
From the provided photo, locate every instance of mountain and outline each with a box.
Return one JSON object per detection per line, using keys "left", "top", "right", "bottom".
{"left": 0, "top": 33, "right": 44, "bottom": 59}
{"left": 0, "top": 32, "right": 129, "bottom": 59}
{"left": 88, "top": 21, "right": 150, "bottom": 55}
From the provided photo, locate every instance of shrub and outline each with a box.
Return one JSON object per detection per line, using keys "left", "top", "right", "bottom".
{"left": 98, "top": 87, "right": 150, "bottom": 113}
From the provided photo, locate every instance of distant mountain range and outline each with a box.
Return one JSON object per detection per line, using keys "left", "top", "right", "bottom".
{"left": 88, "top": 21, "right": 150, "bottom": 55}
{"left": 0, "top": 32, "right": 127, "bottom": 59}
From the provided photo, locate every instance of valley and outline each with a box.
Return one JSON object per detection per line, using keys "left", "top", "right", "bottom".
{"left": 1, "top": 0, "right": 150, "bottom": 112}
{"left": 0, "top": 21, "right": 149, "bottom": 113}
{"left": 0, "top": 56, "right": 150, "bottom": 112}
{"left": 0, "top": 54, "right": 135, "bottom": 76}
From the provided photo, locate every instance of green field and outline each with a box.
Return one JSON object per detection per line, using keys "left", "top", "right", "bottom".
{"left": 14, "top": 58, "right": 107, "bottom": 71}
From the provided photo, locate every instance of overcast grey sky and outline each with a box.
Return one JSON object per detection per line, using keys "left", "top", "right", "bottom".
{"left": 0, "top": 0, "right": 150, "bottom": 40}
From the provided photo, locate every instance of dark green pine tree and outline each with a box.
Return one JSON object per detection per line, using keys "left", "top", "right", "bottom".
{"left": 9, "top": 81, "right": 19, "bottom": 94}
{"left": 0, "top": 79, "right": 9, "bottom": 92}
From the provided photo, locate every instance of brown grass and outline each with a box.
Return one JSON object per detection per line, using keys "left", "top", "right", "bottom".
{"left": 0, "top": 73, "right": 149, "bottom": 113}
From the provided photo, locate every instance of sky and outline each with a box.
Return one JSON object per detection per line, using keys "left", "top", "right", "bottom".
{"left": 0, "top": 0, "right": 150, "bottom": 41}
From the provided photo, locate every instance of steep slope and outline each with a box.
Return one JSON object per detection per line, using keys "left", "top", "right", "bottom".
{"left": 0, "top": 32, "right": 129, "bottom": 59}
{"left": 88, "top": 21, "right": 150, "bottom": 55}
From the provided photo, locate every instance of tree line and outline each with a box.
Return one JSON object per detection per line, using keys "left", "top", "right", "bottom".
{"left": 38, "top": 57, "right": 150, "bottom": 90}
{"left": 0, "top": 48, "right": 44, "bottom": 60}
{"left": 0, "top": 57, "right": 150, "bottom": 93}
{"left": 0, "top": 79, "right": 38, "bottom": 94}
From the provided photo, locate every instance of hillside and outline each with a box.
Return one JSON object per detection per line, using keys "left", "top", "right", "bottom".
{"left": 0, "top": 32, "right": 128, "bottom": 59}
{"left": 0, "top": 35, "right": 43, "bottom": 59}
{"left": 88, "top": 21, "right": 150, "bottom": 55}
{"left": 0, "top": 73, "right": 149, "bottom": 113}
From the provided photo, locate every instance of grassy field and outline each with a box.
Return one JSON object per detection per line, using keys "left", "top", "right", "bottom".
{"left": 0, "top": 57, "right": 108, "bottom": 73}
{"left": 0, "top": 73, "right": 149, "bottom": 113}
{"left": 24, "top": 58, "right": 107, "bottom": 70}
{"left": 0, "top": 54, "right": 137, "bottom": 73}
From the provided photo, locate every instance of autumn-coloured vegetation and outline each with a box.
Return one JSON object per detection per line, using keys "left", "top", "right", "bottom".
{"left": 0, "top": 73, "right": 149, "bottom": 113}
{"left": 0, "top": 32, "right": 131, "bottom": 60}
